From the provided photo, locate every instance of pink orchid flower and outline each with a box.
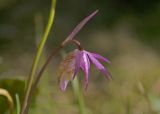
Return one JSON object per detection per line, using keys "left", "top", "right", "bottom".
{"left": 59, "top": 49, "right": 111, "bottom": 91}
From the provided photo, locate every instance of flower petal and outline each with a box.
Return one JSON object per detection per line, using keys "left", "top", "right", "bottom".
{"left": 80, "top": 51, "right": 90, "bottom": 88}
{"left": 84, "top": 51, "right": 111, "bottom": 64}
{"left": 91, "top": 53, "right": 111, "bottom": 64}
{"left": 87, "top": 52, "right": 111, "bottom": 80}
{"left": 59, "top": 75, "right": 69, "bottom": 91}
{"left": 73, "top": 50, "right": 83, "bottom": 79}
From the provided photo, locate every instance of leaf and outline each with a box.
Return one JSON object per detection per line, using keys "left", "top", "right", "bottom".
{"left": 0, "top": 88, "right": 14, "bottom": 114}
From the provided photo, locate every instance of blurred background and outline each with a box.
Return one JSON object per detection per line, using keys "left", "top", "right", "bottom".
{"left": 0, "top": 0, "right": 160, "bottom": 114}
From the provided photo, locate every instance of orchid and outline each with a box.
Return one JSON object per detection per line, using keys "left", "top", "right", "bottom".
{"left": 19, "top": 3, "right": 110, "bottom": 113}
{"left": 59, "top": 49, "right": 111, "bottom": 91}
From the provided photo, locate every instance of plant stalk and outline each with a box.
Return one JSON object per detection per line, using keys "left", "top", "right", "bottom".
{"left": 20, "top": 0, "right": 57, "bottom": 114}
{"left": 72, "top": 77, "right": 86, "bottom": 114}
{"left": 22, "top": 45, "right": 63, "bottom": 114}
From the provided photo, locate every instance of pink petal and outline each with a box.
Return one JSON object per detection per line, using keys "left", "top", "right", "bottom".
{"left": 73, "top": 50, "right": 83, "bottom": 79}
{"left": 87, "top": 52, "right": 111, "bottom": 80}
{"left": 91, "top": 53, "right": 111, "bottom": 64}
{"left": 59, "top": 76, "right": 69, "bottom": 91}
{"left": 84, "top": 51, "right": 111, "bottom": 64}
{"left": 80, "top": 51, "right": 90, "bottom": 88}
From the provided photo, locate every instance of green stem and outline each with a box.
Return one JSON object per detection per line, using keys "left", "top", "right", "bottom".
{"left": 15, "top": 94, "right": 21, "bottom": 114}
{"left": 20, "top": 0, "right": 57, "bottom": 114}
{"left": 72, "top": 77, "right": 86, "bottom": 114}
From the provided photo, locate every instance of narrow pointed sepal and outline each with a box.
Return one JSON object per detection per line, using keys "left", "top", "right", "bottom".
{"left": 62, "top": 10, "right": 99, "bottom": 46}
{"left": 80, "top": 52, "right": 90, "bottom": 83}
{"left": 87, "top": 52, "right": 111, "bottom": 80}
{"left": 90, "top": 52, "right": 111, "bottom": 64}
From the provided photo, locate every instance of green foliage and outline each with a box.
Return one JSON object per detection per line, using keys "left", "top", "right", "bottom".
{"left": 0, "top": 79, "right": 25, "bottom": 113}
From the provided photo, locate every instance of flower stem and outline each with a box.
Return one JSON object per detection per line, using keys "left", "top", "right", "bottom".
{"left": 20, "top": 0, "right": 57, "bottom": 114}
{"left": 72, "top": 77, "right": 86, "bottom": 114}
